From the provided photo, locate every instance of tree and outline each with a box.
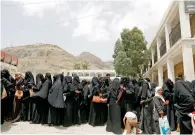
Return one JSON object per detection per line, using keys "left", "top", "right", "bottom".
{"left": 73, "top": 61, "right": 81, "bottom": 69}
{"left": 81, "top": 60, "right": 90, "bottom": 69}
{"left": 73, "top": 61, "right": 90, "bottom": 70}
{"left": 113, "top": 27, "right": 151, "bottom": 78}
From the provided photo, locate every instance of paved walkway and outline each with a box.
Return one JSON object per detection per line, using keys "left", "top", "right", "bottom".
{"left": 1, "top": 122, "right": 179, "bottom": 134}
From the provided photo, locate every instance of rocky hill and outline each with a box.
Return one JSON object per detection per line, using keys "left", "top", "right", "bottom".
{"left": 3, "top": 44, "right": 114, "bottom": 74}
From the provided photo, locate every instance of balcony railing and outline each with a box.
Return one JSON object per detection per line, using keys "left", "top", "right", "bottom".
{"left": 154, "top": 52, "right": 157, "bottom": 64}
{"left": 169, "top": 22, "right": 181, "bottom": 47}
{"left": 160, "top": 40, "right": 166, "bottom": 57}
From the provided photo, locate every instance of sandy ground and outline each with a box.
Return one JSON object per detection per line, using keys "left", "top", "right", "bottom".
{"left": 1, "top": 122, "right": 179, "bottom": 134}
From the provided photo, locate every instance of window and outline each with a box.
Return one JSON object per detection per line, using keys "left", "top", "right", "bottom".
{"left": 78, "top": 72, "right": 83, "bottom": 76}
{"left": 96, "top": 72, "right": 102, "bottom": 77}
{"left": 90, "top": 72, "right": 95, "bottom": 77}
{"left": 72, "top": 72, "right": 77, "bottom": 76}
{"left": 84, "top": 72, "right": 89, "bottom": 76}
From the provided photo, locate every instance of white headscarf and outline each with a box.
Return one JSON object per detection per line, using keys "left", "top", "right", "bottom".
{"left": 155, "top": 86, "right": 165, "bottom": 102}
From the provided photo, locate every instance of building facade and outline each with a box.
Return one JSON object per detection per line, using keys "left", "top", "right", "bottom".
{"left": 60, "top": 69, "right": 117, "bottom": 80}
{"left": 1, "top": 50, "right": 18, "bottom": 75}
{"left": 144, "top": 1, "right": 195, "bottom": 86}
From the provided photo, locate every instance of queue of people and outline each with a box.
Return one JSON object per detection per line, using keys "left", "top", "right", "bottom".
{"left": 1, "top": 69, "right": 195, "bottom": 134}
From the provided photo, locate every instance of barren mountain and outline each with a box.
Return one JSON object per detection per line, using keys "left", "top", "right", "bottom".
{"left": 3, "top": 44, "right": 113, "bottom": 74}
{"left": 76, "top": 52, "right": 110, "bottom": 69}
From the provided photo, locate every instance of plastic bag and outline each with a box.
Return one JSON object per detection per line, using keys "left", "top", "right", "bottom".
{"left": 159, "top": 116, "right": 171, "bottom": 135}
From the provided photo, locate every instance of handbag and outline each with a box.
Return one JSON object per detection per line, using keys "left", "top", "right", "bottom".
{"left": 1, "top": 88, "right": 7, "bottom": 99}
{"left": 15, "top": 90, "right": 23, "bottom": 99}
{"left": 159, "top": 116, "right": 171, "bottom": 135}
{"left": 100, "top": 98, "right": 107, "bottom": 103}
{"left": 29, "top": 89, "right": 34, "bottom": 97}
{"left": 92, "top": 96, "right": 101, "bottom": 103}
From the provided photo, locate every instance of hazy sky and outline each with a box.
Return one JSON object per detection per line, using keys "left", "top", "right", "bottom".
{"left": 1, "top": 0, "right": 172, "bottom": 61}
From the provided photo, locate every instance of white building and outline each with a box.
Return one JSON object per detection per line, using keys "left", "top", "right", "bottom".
{"left": 60, "top": 69, "right": 118, "bottom": 80}
{"left": 144, "top": 1, "right": 195, "bottom": 86}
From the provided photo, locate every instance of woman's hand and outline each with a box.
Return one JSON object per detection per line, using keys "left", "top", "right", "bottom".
{"left": 140, "top": 100, "right": 145, "bottom": 105}
{"left": 75, "top": 90, "right": 81, "bottom": 94}
{"left": 165, "top": 100, "right": 169, "bottom": 105}
{"left": 159, "top": 111, "right": 164, "bottom": 118}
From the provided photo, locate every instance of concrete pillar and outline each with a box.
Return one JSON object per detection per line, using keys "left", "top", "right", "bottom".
{"left": 157, "top": 38, "right": 161, "bottom": 60}
{"left": 182, "top": 44, "right": 195, "bottom": 81}
{"left": 165, "top": 23, "right": 171, "bottom": 51}
{"left": 167, "top": 58, "right": 175, "bottom": 82}
{"left": 179, "top": 1, "right": 191, "bottom": 38}
{"left": 158, "top": 66, "right": 163, "bottom": 87}
{"left": 151, "top": 47, "right": 154, "bottom": 66}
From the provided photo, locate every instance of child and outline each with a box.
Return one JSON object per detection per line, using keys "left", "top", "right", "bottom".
{"left": 123, "top": 111, "right": 138, "bottom": 135}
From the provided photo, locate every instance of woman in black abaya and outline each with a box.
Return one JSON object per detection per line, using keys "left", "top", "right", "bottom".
{"left": 63, "top": 76, "right": 74, "bottom": 127}
{"left": 48, "top": 74, "right": 65, "bottom": 126}
{"left": 28, "top": 73, "right": 45, "bottom": 123}
{"left": 173, "top": 80, "right": 194, "bottom": 134}
{"left": 139, "top": 79, "right": 154, "bottom": 134}
{"left": 31, "top": 73, "right": 52, "bottom": 124}
{"left": 88, "top": 77, "right": 108, "bottom": 126}
{"left": 163, "top": 78, "right": 176, "bottom": 131}
{"left": 1, "top": 69, "right": 15, "bottom": 120}
{"left": 69, "top": 75, "right": 83, "bottom": 125}
{"left": 106, "top": 78, "right": 123, "bottom": 134}
{"left": 80, "top": 79, "right": 90, "bottom": 124}
{"left": 124, "top": 79, "right": 136, "bottom": 112}
{"left": 20, "top": 71, "right": 35, "bottom": 121}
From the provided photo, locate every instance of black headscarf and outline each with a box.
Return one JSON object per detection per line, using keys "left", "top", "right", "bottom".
{"left": 53, "top": 74, "right": 58, "bottom": 84}
{"left": 45, "top": 73, "right": 52, "bottom": 83}
{"left": 120, "top": 77, "right": 129, "bottom": 87}
{"left": 33, "top": 73, "right": 52, "bottom": 99}
{"left": 63, "top": 76, "right": 72, "bottom": 93}
{"left": 48, "top": 74, "right": 65, "bottom": 108}
{"left": 89, "top": 77, "right": 99, "bottom": 96}
{"left": 1, "top": 69, "right": 15, "bottom": 94}
{"left": 35, "top": 73, "right": 45, "bottom": 91}
{"left": 1, "top": 69, "right": 10, "bottom": 79}
{"left": 24, "top": 71, "right": 35, "bottom": 89}
{"left": 81, "top": 79, "right": 88, "bottom": 87}
{"left": 91, "top": 77, "right": 99, "bottom": 87}
{"left": 110, "top": 78, "right": 120, "bottom": 91}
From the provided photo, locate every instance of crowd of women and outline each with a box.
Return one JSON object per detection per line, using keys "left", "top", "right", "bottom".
{"left": 1, "top": 68, "right": 195, "bottom": 134}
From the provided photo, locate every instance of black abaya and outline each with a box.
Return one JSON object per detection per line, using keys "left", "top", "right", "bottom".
{"left": 163, "top": 78, "right": 176, "bottom": 131}
{"left": 139, "top": 80, "right": 153, "bottom": 134}
{"left": 48, "top": 74, "right": 65, "bottom": 125}
{"left": 106, "top": 78, "right": 122, "bottom": 134}
{"left": 1, "top": 69, "right": 16, "bottom": 120}
{"left": 88, "top": 77, "right": 108, "bottom": 126}
{"left": 173, "top": 80, "right": 194, "bottom": 134}
{"left": 63, "top": 76, "right": 74, "bottom": 127}
{"left": 32, "top": 73, "right": 52, "bottom": 124}
{"left": 80, "top": 80, "right": 90, "bottom": 124}
{"left": 29, "top": 73, "right": 45, "bottom": 123}
{"left": 69, "top": 75, "right": 82, "bottom": 125}
{"left": 21, "top": 71, "right": 35, "bottom": 121}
